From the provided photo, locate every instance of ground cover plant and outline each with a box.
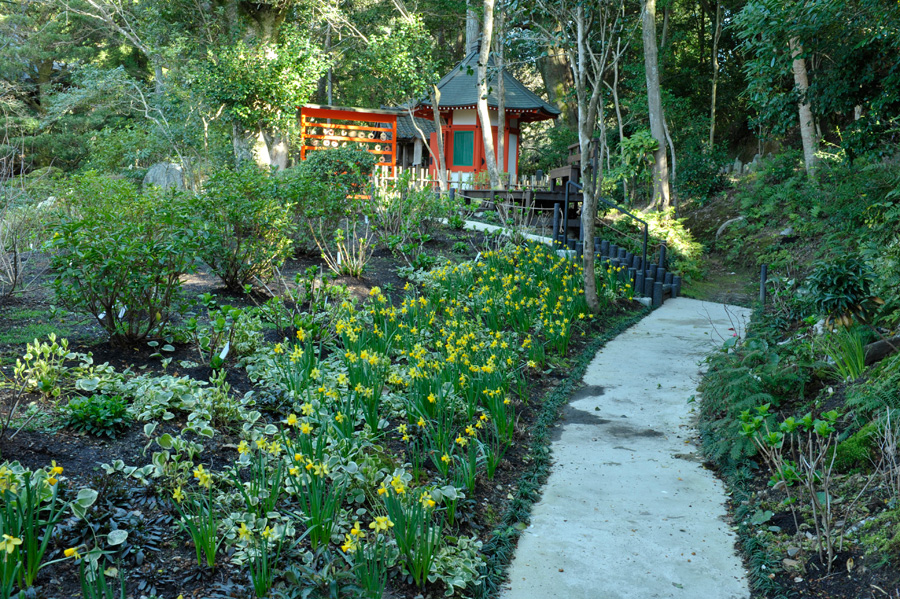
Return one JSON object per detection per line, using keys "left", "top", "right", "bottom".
{"left": 696, "top": 153, "right": 900, "bottom": 598}
{"left": 0, "top": 204, "right": 640, "bottom": 599}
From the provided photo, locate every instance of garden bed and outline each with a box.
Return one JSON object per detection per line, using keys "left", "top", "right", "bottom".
{"left": 1, "top": 226, "right": 642, "bottom": 599}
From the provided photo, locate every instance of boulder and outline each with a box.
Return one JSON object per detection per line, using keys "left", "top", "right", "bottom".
{"left": 732, "top": 158, "right": 743, "bottom": 174}
{"left": 143, "top": 163, "right": 185, "bottom": 190}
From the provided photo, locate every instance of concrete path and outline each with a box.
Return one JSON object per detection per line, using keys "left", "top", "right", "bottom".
{"left": 501, "top": 298, "right": 753, "bottom": 599}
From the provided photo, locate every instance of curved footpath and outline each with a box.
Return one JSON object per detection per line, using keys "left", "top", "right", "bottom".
{"left": 501, "top": 297, "right": 753, "bottom": 599}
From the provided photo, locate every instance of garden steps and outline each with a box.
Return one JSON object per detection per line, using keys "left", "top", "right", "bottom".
{"left": 501, "top": 298, "right": 752, "bottom": 599}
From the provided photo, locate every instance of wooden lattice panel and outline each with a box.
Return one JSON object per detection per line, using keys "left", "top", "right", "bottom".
{"left": 299, "top": 105, "right": 397, "bottom": 174}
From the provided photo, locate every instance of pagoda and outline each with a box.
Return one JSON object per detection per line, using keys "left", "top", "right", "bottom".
{"left": 412, "top": 51, "right": 560, "bottom": 185}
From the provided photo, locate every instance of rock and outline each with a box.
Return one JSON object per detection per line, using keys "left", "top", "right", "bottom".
{"left": 715, "top": 216, "right": 746, "bottom": 239}
{"left": 787, "top": 547, "right": 801, "bottom": 557}
{"left": 142, "top": 162, "right": 185, "bottom": 190}
{"left": 782, "top": 558, "right": 801, "bottom": 569}
{"left": 733, "top": 158, "right": 743, "bottom": 174}
{"left": 813, "top": 318, "right": 827, "bottom": 336}
{"left": 742, "top": 163, "right": 752, "bottom": 175}
{"left": 779, "top": 226, "right": 795, "bottom": 236}
{"left": 864, "top": 335, "right": 900, "bottom": 365}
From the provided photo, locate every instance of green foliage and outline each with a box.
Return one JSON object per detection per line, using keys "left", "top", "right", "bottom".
{"left": 200, "top": 25, "right": 326, "bottom": 133}
{"left": 193, "top": 167, "right": 293, "bottom": 291}
{"left": 289, "top": 147, "right": 376, "bottom": 210}
{"left": 519, "top": 125, "right": 578, "bottom": 178}
{"left": 846, "top": 352, "right": 900, "bottom": 419}
{"left": 64, "top": 395, "right": 133, "bottom": 438}
{"left": 48, "top": 173, "right": 198, "bottom": 343}
{"left": 185, "top": 295, "right": 265, "bottom": 369}
{"left": 735, "top": 0, "right": 900, "bottom": 153}
{"left": 833, "top": 421, "right": 878, "bottom": 473}
{"left": 83, "top": 125, "right": 171, "bottom": 183}
{"left": 820, "top": 325, "right": 867, "bottom": 382}
{"left": 676, "top": 140, "right": 729, "bottom": 205}
{"left": 602, "top": 209, "right": 704, "bottom": 281}
{"left": 698, "top": 329, "right": 811, "bottom": 468}
{"left": 804, "top": 258, "right": 876, "bottom": 323}
{"left": 341, "top": 15, "right": 440, "bottom": 106}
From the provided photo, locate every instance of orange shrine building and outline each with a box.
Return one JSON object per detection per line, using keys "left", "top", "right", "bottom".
{"left": 298, "top": 51, "right": 559, "bottom": 186}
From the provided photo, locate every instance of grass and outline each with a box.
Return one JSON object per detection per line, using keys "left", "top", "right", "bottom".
{"left": 0, "top": 306, "right": 84, "bottom": 347}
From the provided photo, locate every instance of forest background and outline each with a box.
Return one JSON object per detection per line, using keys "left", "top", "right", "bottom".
{"left": 0, "top": 0, "right": 898, "bottom": 208}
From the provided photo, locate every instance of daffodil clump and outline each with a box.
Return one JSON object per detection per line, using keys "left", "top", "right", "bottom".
{"left": 1, "top": 461, "right": 97, "bottom": 596}
{"left": 167, "top": 242, "right": 622, "bottom": 595}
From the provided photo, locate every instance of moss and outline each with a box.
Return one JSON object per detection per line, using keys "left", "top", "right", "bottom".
{"left": 862, "top": 507, "right": 900, "bottom": 564}
{"left": 833, "top": 421, "right": 879, "bottom": 473}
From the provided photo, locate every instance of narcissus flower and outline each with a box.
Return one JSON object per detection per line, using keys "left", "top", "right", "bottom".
{"left": 64, "top": 546, "right": 82, "bottom": 559}
{"left": 369, "top": 516, "right": 394, "bottom": 532}
{"left": 0, "top": 534, "right": 22, "bottom": 554}
{"left": 193, "top": 465, "right": 211, "bottom": 488}
{"left": 285, "top": 413, "right": 299, "bottom": 427}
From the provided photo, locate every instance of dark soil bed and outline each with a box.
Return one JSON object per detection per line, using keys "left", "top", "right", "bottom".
{"left": 0, "top": 227, "right": 642, "bottom": 599}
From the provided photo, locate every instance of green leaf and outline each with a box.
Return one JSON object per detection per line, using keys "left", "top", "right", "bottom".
{"left": 107, "top": 529, "right": 129, "bottom": 546}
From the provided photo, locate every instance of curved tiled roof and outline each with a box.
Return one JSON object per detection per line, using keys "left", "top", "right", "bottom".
{"left": 416, "top": 51, "right": 560, "bottom": 121}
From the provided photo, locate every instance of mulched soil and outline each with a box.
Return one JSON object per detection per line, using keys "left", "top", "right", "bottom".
{"left": 0, "top": 228, "right": 639, "bottom": 599}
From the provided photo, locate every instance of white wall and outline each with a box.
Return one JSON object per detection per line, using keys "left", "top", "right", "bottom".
{"left": 452, "top": 108, "right": 499, "bottom": 126}
{"left": 507, "top": 133, "right": 518, "bottom": 176}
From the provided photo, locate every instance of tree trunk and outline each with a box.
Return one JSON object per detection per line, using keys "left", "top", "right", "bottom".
{"left": 409, "top": 86, "right": 449, "bottom": 191}
{"left": 539, "top": 43, "right": 578, "bottom": 130}
{"left": 789, "top": 37, "right": 817, "bottom": 176}
{"left": 496, "top": 7, "right": 506, "bottom": 184}
{"left": 232, "top": 122, "right": 253, "bottom": 168}
{"left": 574, "top": 4, "right": 601, "bottom": 314}
{"left": 466, "top": 3, "right": 480, "bottom": 54}
{"left": 477, "top": 0, "right": 501, "bottom": 189}
{"left": 709, "top": 1, "right": 723, "bottom": 147}
{"left": 642, "top": 0, "right": 670, "bottom": 211}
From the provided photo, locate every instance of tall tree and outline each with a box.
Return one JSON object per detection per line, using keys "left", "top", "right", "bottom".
{"left": 641, "top": 0, "right": 671, "bottom": 210}
{"left": 789, "top": 37, "right": 817, "bottom": 175}
{"left": 529, "top": 0, "right": 625, "bottom": 312}
{"left": 476, "top": 0, "right": 502, "bottom": 189}
{"left": 708, "top": 1, "right": 723, "bottom": 147}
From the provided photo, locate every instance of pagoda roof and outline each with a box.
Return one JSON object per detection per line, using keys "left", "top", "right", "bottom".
{"left": 414, "top": 52, "right": 560, "bottom": 122}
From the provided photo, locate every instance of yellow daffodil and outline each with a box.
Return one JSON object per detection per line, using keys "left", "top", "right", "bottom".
{"left": 237, "top": 440, "right": 250, "bottom": 454}
{"left": 350, "top": 521, "right": 365, "bottom": 538}
{"left": 64, "top": 546, "right": 82, "bottom": 559}
{"left": 369, "top": 516, "right": 394, "bottom": 532}
{"left": 0, "top": 534, "right": 22, "bottom": 554}
{"left": 300, "top": 422, "right": 313, "bottom": 435}
{"left": 420, "top": 491, "right": 436, "bottom": 508}
{"left": 285, "top": 413, "right": 299, "bottom": 427}
{"left": 172, "top": 486, "right": 185, "bottom": 503}
{"left": 193, "top": 465, "right": 211, "bottom": 489}
{"left": 238, "top": 522, "right": 251, "bottom": 541}
{"left": 441, "top": 453, "right": 451, "bottom": 464}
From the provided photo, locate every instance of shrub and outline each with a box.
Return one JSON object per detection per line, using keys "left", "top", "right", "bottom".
{"left": 48, "top": 172, "right": 198, "bottom": 344}
{"left": 64, "top": 394, "right": 132, "bottom": 438}
{"left": 193, "top": 167, "right": 293, "bottom": 291}
{"left": 677, "top": 140, "right": 729, "bottom": 204}
{"left": 280, "top": 148, "right": 376, "bottom": 253}
{"left": 804, "top": 257, "right": 876, "bottom": 324}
